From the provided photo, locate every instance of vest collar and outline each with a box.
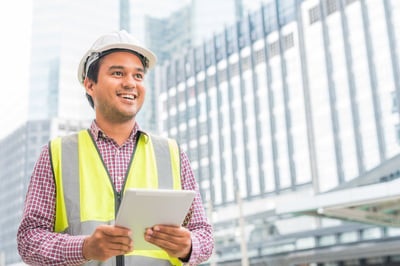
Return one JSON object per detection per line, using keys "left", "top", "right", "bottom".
{"left": 89, "top": 120, "right": 149, "bottom": 143}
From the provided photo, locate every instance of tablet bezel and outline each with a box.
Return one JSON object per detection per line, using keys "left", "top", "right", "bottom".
{"left": 114, "top": 188, "right": 196, "bottom": 250}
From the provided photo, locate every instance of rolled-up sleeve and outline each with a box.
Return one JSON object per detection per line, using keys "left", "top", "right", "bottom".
{"left": 17, "top": 146, "right": 88, "bottom": 265}
{"left": 180, "top": 151, "right": 214, "bottom": 265}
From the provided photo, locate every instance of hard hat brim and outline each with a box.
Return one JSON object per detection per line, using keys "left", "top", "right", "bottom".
{"left": 77, "top": 43, "right": 157, "bottom": 85}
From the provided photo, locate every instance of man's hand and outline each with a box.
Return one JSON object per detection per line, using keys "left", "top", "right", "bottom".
{"left": 82, "top": 225, "right": 133, "bottom": 261}
{"left": 145, "top": 225, "right": 192, "bottom": 261}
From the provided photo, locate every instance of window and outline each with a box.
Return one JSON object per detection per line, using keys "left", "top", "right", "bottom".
{"left": 169, "top": 115, "right": 177, "bottom": 128}
{"left": 263, "top": 4, "right": 277, "bottom": 33}
{"left": 188, "top": 105, "right": 196, "bottom": 120}
{"left": 226, "top": 26, "right": 236, "bottom": 55}
{"left": 190, "top": 147, "right": 198, "bottom": 161}
{"left": 249, "top": 11, "right": 263, "bottom": 42}
{"left": 339, "top": 231, "right": 358, "bottom": 243}
{"left": 283, "top": 33, "right": 294, "bottom": 50}
{"left": 326, "top": 0, "right": 338, "bottom": 15}
{"left": 346, "top": 0, "right": 358, "bottom": 5}
{"left": 218, "top": 69, "right": 227, "bottom": 82}
{"left": 268, "top": 41, "right": 280, "bottom": 58}
{"left": 396, "top": 124, "right": 400, "bottom": 145}
{"left": 237, "top": 20, "right": 248, "bottom": 49}
{"left": 194, "top": 47, "right": 203, "bottom": 73}
{"left": 309, "top": 5, "right": 321, "bottom": 25}
{"left": 391, "top": 91, "right": 398, "bottom": 114}
{"left": 199, "top": 122, "right": 208, "bottom": 136}
{"left": 230, "top": 62, "right": 239, "bottom": 77}
{"left": 197, "top": 80, "right": 205, "bottom": 94}
{"left": 254, "top": 49, "right": 265, "bottom": 65}
{"left": 167, "top": 66, "right": 175, "bottom": 87}
{"left": 207, "top": 75, "right": 216, "bottom": 88}
{"left": 204, "top": 41, "right": 213, "bottom": 67}
{"left": 242, "top": 56, "right": 251, "bottom": 71}
{"left": 215, "top": 34, "right": 224, "bottom": 61}
{"left": 178, "top": 90, "right": 186, "bottom": 104}
{"left": 189, "top": 125, "right": 198, "bottom": 140}
{"left": 169, "top": 92, "right": 176, "bottom": 107}
{"left": 185, "top": 60, "right": 192, "bottom": 76}
{"left": 176, "top": 61, "right": 183, "bottom": 82}
{"left": 200, "top": 143, "right": 208, "bottom": 158}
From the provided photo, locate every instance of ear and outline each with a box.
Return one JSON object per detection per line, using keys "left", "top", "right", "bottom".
{"left": 84, "top": 77, "right": 95, "bottom": 98}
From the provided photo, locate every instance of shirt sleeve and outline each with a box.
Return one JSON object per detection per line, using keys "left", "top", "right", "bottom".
{"left": 17, "top": 145, "right": 89, "bottom": 265}
{"left": 179, "top": 151, "right": 214, "bottom": 265}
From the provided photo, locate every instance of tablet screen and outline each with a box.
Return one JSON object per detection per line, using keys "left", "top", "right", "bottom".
{"left": 115, "top": 188, "right": 196, "bottom": 250}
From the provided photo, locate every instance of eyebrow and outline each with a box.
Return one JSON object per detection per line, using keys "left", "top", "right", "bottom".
{"left": 108, "top": 65, "right": 145, "bottom": 73}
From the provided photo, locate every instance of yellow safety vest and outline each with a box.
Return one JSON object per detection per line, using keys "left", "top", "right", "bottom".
{"left": 49, "top": 130, "right": 183, "bottom": 265}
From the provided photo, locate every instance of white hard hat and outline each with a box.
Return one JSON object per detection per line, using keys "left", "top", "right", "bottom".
{"left": 77, "top": 30, "right": 157, "bottom": 85}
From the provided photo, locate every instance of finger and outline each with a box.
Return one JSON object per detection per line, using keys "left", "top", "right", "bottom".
{"left": 146, "top": 233, "right": 179, "bottom": 250}
{"left": 152, "top": 226, "right": 190, "bottom": 241}
{"left": 114, "top": 225, "right": 131, "bottom": 231}
{"left": 108, "top": 242, "right": 134, "bottom": 253}
{"left": 107, "top": 236, "right": 133, "bottom": 246}
{"left": 145, "top": 227, "right": 153, "bottom": 235}
{"left": 102, "top": 226, "right": 132, "bottom": 237}
{"left": 146, "top": 228, "right": 188, "bottom": 249}
{"left": 152, "top": 225, "right": 180, "bottom": 235}
{"left": 148, "top": 230, "right": 180, "bottom": 243}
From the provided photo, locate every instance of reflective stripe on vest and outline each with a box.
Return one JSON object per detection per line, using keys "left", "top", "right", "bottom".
{"left": 49, "top": 130, "right": 183, "bottom": 265}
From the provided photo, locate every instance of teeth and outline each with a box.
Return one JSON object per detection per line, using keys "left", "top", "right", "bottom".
{"left": 121, "top": 94, "right": 135, "bottom": 100}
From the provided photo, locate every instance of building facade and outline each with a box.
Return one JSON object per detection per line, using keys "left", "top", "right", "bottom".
{"left": 0, "top": 119, "right": 90, "bottom": 265}
{"left": 143, "top": 0, "right": 242, "bottom": 132}
{"left": 0, "top": 0, "right": 243, "bottom": 263}
{"left": 158, "top": 0, "right": 400, "bottom": 264}
{"left": 28, "top": 0, "right": 120, "bottom": 122}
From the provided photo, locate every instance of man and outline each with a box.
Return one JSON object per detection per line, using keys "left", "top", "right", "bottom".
{"left": 17, "top": 30, "right": 214, "bottom": 265}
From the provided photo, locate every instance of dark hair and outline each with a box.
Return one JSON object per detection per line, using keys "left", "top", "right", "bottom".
{"left": 85, "top": 49, "right": 148, "bottom": 109}
{"left": 85, "top": 58, "right": 102, "bottom": 108}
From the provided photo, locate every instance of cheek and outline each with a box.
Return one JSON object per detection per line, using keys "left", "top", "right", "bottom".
{"left": 93, "top": 88, "right": 110, "bottom": 104}
{"left": 138, "top": 85, "right": 146, "bottom": 98}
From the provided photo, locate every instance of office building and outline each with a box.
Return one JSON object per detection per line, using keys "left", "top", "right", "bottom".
{"left": 0, "top": 0, "right": 120, "bottom": 264}
{"left": 28, "top": 0, "right": 120, "bottom": 122}
{"left": 157, "top": 0, "right": 400, "bottom": 264}
{"left": 142, "top": 0, "right": 241, "bottom": 132}
{"left": 145, "top": 0, "right": 242, "bottom": 62}
{"left": 0, "top": 119, "right": 90, "bottom": 265}
{"left": 0, "top": 0, "right": 189, "bottom": 263}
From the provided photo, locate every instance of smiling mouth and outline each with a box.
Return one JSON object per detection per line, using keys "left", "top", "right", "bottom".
{"left": 118, "top": 93, "right": 137, "bottom": 100}
{"left": 122, "top": 94, "right": 135, "bottom": 100}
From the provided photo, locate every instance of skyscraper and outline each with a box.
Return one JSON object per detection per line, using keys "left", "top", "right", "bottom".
{"left": 142, "top": 0, "right": 245, "bottom": 132}
{"left": 0, "top": 119, "right": 90, "bottom": 265}
{"left": 158, "top": 0, "right": 400, "bottom": 264}
{"left": 28, "top": 0, "right": 120, "bottom": 121}
{"left": 0, "top": 1, "right": 120, "bottom": 264}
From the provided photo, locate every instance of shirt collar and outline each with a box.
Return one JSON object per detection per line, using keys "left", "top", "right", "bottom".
{"left": 89, "top": 120, "right": 148, "bottom": 142}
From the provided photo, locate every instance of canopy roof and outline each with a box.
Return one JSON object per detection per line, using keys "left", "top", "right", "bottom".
{"left": 277, "top": 154, "right": 400, "bottom": 227}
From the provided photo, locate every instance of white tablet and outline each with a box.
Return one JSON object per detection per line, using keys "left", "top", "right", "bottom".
{"left": 115, "top": 188, "right": 196, "bottom": 250}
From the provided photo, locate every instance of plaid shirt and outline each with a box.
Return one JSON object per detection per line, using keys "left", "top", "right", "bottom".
{"left": 17, "top": 121, "right": 213, "bottom": 265}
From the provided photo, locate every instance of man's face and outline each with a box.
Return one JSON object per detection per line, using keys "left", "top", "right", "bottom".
{"left": 85, "top": 51, "right": 146, "bottom": 124}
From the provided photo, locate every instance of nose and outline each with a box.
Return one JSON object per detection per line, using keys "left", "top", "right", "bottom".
{"left": 123, "top": 75, "right": 137, "bottom": 89}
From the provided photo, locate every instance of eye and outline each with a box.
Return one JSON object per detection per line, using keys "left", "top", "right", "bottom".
{"left": 112, "top": 71, "right": 123, "bottom": 77}
{"left": 135, "top": 73, "right": 144, "bottom": 80}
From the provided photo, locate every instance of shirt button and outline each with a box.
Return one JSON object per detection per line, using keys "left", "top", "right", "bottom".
{"left": 118, "top": 176, "right": 124, "bottom": 181}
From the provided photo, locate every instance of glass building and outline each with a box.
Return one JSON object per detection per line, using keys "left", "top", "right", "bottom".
{"left": 0, "top": 0, "right": 119, "bottom": 264}
{"left": 28, "top": 0, "right": 120, "bottom": 121}
{"left": 0, "top": 0, "right": 244, "bottom": 264}
{"left": 142, "top": 0, "right": 242, "bottom": 132}
{"left": 0, "top": 119, "right": 90, "bottom": 265}
{"left": 158, "top": 0, "right": 400, "bottom": 264}
{"left": 3, "top": 0, "right": 400, "bottom": 264}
